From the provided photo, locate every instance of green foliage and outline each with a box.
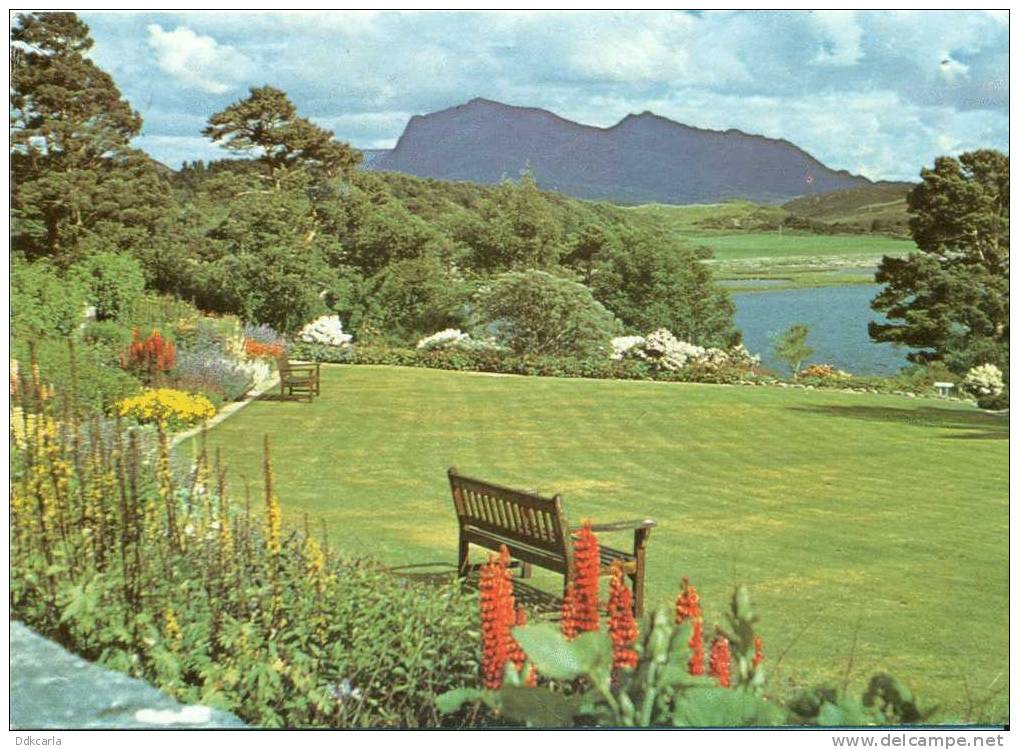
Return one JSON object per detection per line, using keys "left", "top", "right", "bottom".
{"left": 369, "top": 255, "right": 472, "bottom": 340}
{"left": 12, "top": 261, "right": 89, "bottom": 338}
{"left": 203, "top": 85, "right": 361, "bottom": 185}
{"left": 10, "top": 13, "right": 179, "bottom": 266}
{"left": 478, "top": 270, "right": 621, "bottom": 358}
{"left": 72, "top": 252, "right": 146, "bottom": 321}
{"left": 589, "top": 233, "right": 737, "bottom": 346}
{"left": 198, "top": 188, "right": 336, "bottom": 334}
{"left": 871, "top": 150, "right": 1009, "bottom": 387}
{"left": 774, "top": 323, "right": 814, "bottom": 375}
{"left": 440, "top": 592, "right": 925, "bottom": 728}
{"left": 11, "top": 338, "right": 142, "bottom": 415}
{"left": 10, "top": 399, "right": 486, "bottom": 728}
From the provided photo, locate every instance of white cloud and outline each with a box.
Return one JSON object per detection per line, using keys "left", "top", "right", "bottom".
{"left": 812, "top": 10, "right": 863, "bottom": 66}
{"left": 146, "top": 24, "right": 252, "bottom": 95}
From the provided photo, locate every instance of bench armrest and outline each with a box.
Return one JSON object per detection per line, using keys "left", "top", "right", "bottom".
{"left": 282, "top": 363, "right": 318, "bottom": 373}
{"left": 571, "top": 518, "right": 656, "bottom": 533}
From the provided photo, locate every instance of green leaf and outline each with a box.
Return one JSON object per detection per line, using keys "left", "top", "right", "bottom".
{"left": 512, "top": 624, "right": 613, "bottom": 680}
{"left": 817, "top": 697, "right": 877, "bottom": 726}
{"left": 436, "top": 687, "right": 487, "bottom": 715}
{"left": 672, "top": 688, "right": 785, "bottom": 727}
{"left": 498, "top": 686, "right": 582, "bottom": 727}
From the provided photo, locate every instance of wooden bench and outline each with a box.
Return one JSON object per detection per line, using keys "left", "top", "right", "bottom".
{"left": 277, "top": 358, "right": 321, "bottom": 402}
{"left": 448, "top": 467, "right": 655, "bottom": 616}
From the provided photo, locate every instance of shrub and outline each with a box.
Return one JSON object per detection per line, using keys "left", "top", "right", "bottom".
{"left": 298, "top": 315, "right": 354, "bottom": 347}
{"left": 117, "top": 388, "right": 216, "bottom": 430}
{"left": 963, "top": 364, "right": 1007, "bottom": 409}
{"left": 173, "top": 345, "right": 255, "bottom": 404}
{"left": 12, "top": 261, "right": 89, "bottom": 338}
{"left": 798, "top": 364, "right": 851, "bottom": 381}
{"left": 416, "top": 328, "right": 470, "bottom": 350}
{"left": 11, "top": 338, "right": 142, "bottom": 416}
{"left": 72, "top": 252, "right": 146, "bottom": 321}
{"left": 244, "top": 340, "right": 285, "bottom": 360}
{"left": 477, "top": 270, "right": 621, "bottom": 358}
{"left": 82, "top": 320, "right": 135, "bottom": 362}
{"left": 242, "top": 323, "right": 286, "bottom": 347}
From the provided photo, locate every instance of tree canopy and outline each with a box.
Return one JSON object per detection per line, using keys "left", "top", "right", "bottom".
{"left": 870, "top": 150, "right": 1009, "bottom": 378}
{"left": 203, "top": 86, "right": 362, "bottom": 185}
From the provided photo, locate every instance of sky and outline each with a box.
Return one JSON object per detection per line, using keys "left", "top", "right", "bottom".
{"left": 76, "top": 10, "right": 1009, "bottom": 182}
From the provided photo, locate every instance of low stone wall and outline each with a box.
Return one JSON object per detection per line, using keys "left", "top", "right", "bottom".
{"left": 10, "top": 622, "right": 245, "bottom": 729}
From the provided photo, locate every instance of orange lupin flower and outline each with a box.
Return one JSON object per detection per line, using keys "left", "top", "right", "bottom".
{"left": 607, "top": 562, "right": 638, "bottom": 670}
{"left": 560, "top": 581, "right": 579, "bottom": 640}
{"left": 675, "top": 577, "right": 701, "bottom": 624}
{"left": 709, "top": 634, "right": 732, "bottom": 688}
{"left": 572, "top": 520, "right": 601, "bottom": 633}
{"left": 676, "top": 577, "right": 704, "bottom": 675}
{"left": 479, "top": 545, "right": 523, "bottom": 689}
{"left": 752, "top": 635, "right": 764, "bottom": 669}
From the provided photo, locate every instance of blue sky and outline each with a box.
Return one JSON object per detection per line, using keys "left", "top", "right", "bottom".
{"left": 77, "top": 10, "right": 1009, "bottom": 181}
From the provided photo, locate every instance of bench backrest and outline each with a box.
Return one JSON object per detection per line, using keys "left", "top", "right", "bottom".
{"left": 448, "top": 467, "right": 573, "bottom": 562}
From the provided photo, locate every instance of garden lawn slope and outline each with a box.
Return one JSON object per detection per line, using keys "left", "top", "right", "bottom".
{"left": 181, "top": 365, "right": 1008, "bottom": 722}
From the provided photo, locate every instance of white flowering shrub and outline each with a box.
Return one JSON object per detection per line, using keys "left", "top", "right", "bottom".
{"left": 416, "top": 329, "right": 470, "bottom": 350}
{"left": 624, "top": 329, "right": 760, "bottom": 373}
{"left": 298, "top": 315, "right": 353, "bottom": 347}
{"left": 236, "top": 358, "right": 271, "bottom": 385}
{"left": 610, "top": 336, "right": 645, "bottom": 360}
{"left": 963, "top": 364, "right": 1005, "bottom": 399}
{"left": 632, "top": 329, "right": 706, "bottom": 371}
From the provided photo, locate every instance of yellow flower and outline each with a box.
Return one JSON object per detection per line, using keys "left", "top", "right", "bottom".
{"left": 116, "top": 388, "right": 216, "bottom": 428}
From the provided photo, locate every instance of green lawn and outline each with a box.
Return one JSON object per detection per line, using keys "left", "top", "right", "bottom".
{"left": 181, "top": 365, "right": 1008, "bottom": 722}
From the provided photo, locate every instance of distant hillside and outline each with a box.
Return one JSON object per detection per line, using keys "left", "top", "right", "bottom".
{"left": 365, "top": 98, "right": 876, "bottom": 205}
{"left": 783, "top": 182, "right": 914, "bottom": 235}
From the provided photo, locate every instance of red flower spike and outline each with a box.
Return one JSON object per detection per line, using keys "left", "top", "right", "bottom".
{"left": 572, "top": 520, "right": 601, "bottom": 633}
{"left": 709, "top": 634, "right": 732, "bottom": 688}
{"left": 561, "top": 582, "right": 579, "bottom": 640}
{"left": 752, "top": 635, "right": 764, "bottom": 669}
{"left": 689, "top": 619, "right": 705, "bottom": 676}
{"left": 607, "top": 562, "right": 638, "bottom": 670}
{"left": 676, "top": 577, "right": 704, "bottom": 676}
{"left": 479, "top": 545, "right": 531, "bottom": 689}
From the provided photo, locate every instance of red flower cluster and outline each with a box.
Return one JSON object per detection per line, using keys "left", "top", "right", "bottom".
{"left": 607, "top": 562, "right": 638, "bottom": 670}
{"left": 244, "top": 339, "right": 285, "bottom": 360}
{"left": 709, "top": 634, "right": 732, "bottom": 688}
{"left": 675, "top": 577, "right": 704, "bottom": 676}
{"left": 479, "top": 545, "right": 533, "bottom": 689}
{"left": 122, "top": 328, "right": 175, "bottom": 382}
{"left": 572, "top": 521, "right": 601, "bottom": 634}
{"left": 752, "top": 635, "right": 764, "bottom": 669}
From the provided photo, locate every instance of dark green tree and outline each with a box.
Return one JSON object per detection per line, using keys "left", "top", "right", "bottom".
{"left": 198, "top": 187, "right": 339, "bottom": 334}
{"left": 478, "top": 270, "right": 621, "bottom": 357}
{"left": 589, "top": 231, "right": 736, "bottom": 347}
{"left": 203, "top": 86, "right": 361, "bottom": 188}
{"left": 870, "top": 150, "right": 1009, "bottom": 378}
{"left": 10, "top": 12, "right": 175, "bottom": 264}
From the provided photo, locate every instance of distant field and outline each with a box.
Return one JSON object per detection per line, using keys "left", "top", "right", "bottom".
{"left": 694, "top": 232, "right": 913, "bottom": 262}
{"left": 183, "top": 365, "right": 1009, "bottom": 723}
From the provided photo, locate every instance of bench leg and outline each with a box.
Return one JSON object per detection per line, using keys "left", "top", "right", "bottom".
{"left": 632, "top": 527, "right": 651, "bottom": 618}
{"left": 457, "top": 534, "right": 470, "bottom": 578}
{"left": 521, "top": 562, "right": 532, "bottom": 579}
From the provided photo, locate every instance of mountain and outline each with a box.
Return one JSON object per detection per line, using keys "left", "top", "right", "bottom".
{"left": 364, "top": 98, "right": 878, "bottom": 205}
